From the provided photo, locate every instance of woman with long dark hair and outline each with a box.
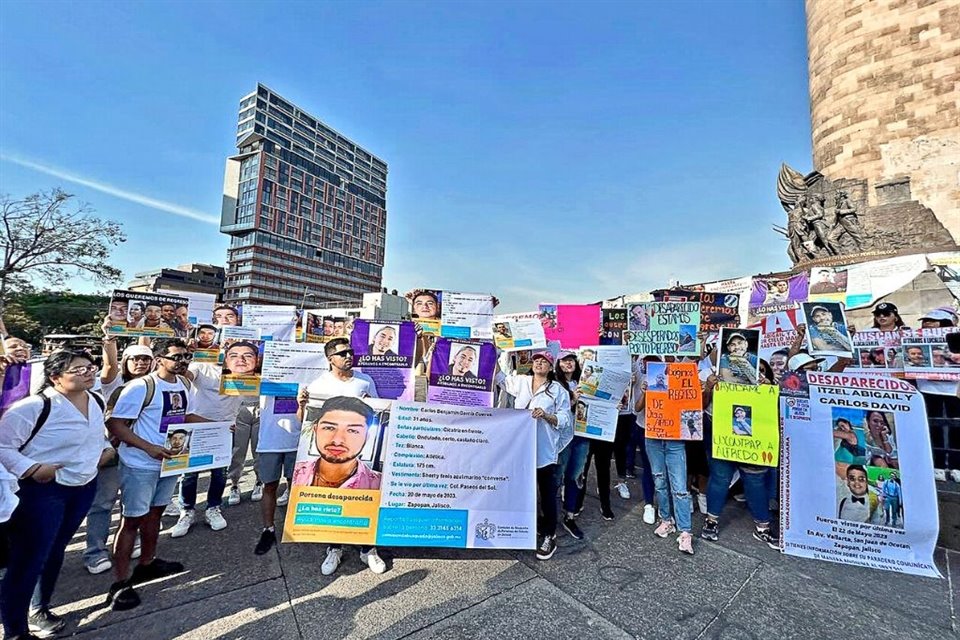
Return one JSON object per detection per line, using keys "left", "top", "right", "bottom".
{"left": 0, "top": 350, "right": 114, "bottom": 638}
{"left": 553, "top": 352, "right": 590, "bottom": 539}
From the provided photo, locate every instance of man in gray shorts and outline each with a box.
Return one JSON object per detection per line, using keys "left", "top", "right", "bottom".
{"left": 253, "top": 396, "right": 299, "bottom": 555}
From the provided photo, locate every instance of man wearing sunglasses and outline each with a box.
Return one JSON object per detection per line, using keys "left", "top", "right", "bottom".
{"left": 295, "top": 337, "right": 384, "bottom": 576}
{"left": 105, "top": 339, "right": 212, "bottom": 612}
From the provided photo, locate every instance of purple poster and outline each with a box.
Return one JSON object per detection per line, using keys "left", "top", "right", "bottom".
{"left": 749, "top": 273, "right": 809, "bottom": 318}
{"left": 350, "top": 320, "right": 416, "bottom": 400}
{"left": 427, "top": 339, "right": 496, "bottom": 407}
{"left": 0, "top": 362, "right": 33, "bottom": 418}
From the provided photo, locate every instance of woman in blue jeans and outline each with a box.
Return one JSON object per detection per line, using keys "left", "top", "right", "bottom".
{"left": 700, "top": 360, "right": 779, "bottom": 548}
{"left": 0, "top": 350, "right": 115, "bottom": 639}
{"left": 554, "top": 352, "right": 590, "bottom": 539}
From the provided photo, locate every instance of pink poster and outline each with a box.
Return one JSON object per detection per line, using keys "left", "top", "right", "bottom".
{"left": 538, "top": 304, "right": 601, "bottom": 349}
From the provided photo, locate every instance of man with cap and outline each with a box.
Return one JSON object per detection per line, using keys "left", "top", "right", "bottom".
{"left": 718, "top": 332, "right": 759, "bottom": 385}
{"left": 870, "top": 302, "right": 905, "bottom": 332}
{"left": 807, "top": 305, "right": 853, "bottom": 352}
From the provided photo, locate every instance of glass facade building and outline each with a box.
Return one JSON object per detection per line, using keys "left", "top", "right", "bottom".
{"left": 221, "top": 84, "right": 387, "bottom": 306}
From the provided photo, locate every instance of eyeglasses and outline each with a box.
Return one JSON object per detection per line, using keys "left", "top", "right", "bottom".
{"left": 331, "top": 349, "right": 354, "bottom": 358}
{"left": 130, "top": 355, "right": 153, "bottom": 363}
{"left": 159, "top": 353, "right": 193, "bottom": 363}
{"left": 64, "top": 365, "right": 98, "bottom": 375}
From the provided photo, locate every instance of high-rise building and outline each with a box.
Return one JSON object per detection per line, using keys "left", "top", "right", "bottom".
{"left": 126, "top": 263, "right": 225, "bottom": 297}
{"left": 220, "top": 84, "right": 387, "bottom": 306}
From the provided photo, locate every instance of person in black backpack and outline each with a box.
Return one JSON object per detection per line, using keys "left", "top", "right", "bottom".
{"left": 0, "top": 349, "right": 114, "bottom": 640}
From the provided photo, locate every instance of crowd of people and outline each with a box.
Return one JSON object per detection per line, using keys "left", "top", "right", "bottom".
{"left": 0, "top": 299, "right": 956, "bottom": 639}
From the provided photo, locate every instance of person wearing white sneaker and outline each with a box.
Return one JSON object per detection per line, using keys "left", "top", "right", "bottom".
{"left": 229, "top": 397, "right": 263, "bottom": 507}
{"left": 633, "top": 357, "right": 661, "bottom": 523}
{"left": 642, "top": 503, "right": 656, "bottom": 525}
{"left": 276, "top": 486, "right": 289, "bottom": 506}
{"left": 361, "top": 548, "right": 387, "bottom": 574}
{"left": 253, "top": 395, "right": 298, "bottom": 556}
{"left": 251, "top": 483, "right": 264, "bottom": 501}
{"left": 321, "top": 547, "right": 343, "bottom": 576}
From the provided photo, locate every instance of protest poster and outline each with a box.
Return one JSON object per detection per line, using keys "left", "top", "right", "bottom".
{"left": 901, "top": 328, "right": 960, "bottom": 381}
{"left": 624, "top": 302, "right": 700, "bottom": 356}
{"left": 106, "top": 290, "right": 189, "bottom": 338}
{"left": 376, "top": 402, "right": 536, "bottom": 549}
{"left": 749, "top": 309, "right": 800, "bottom": 384}
{"left": 161, "top": 289, "right": 217, "bottom": 325}
{"left": 807, "top": 266, "right": 849, "bottom": 303}
{"left": 928, "top": 251, "right": 960, "bottom": 302}
{"left": 644, "top": 362, "right": 703, "bottom": 440}
{"left": 427, "top": 339, "right": 496, "bottom": 407}
{"left": 0, "top": 361, "right": 44, "bottom": 419}
{"left": 600, "top": 308, "right": 627, "bottom": 345}
{"left": 717, "top": 328, "right": 761, "bottom": 385}
{"left": 685, "top": 275, "right": 753, "bottom": 327}
{"left": 492, "top": 312, "right": 547, "bottom": 351}
{"left": 283, "top": 397, "right": 390, "bottom": 545}
{"left": 260, "top": 342, "right": 330, "bottom": 396}
{"left": 191, "top": 323, "right": 221, "bottom": 364}
{"left": 512, "top": 341, "right": 560, "bottom": 375}
{"left": 242, "top": 304, "right": 298, "bottom": 341}
{"left": 219, "top": 326, "right": 264, "bottom": 396}
{"left": 212, "top": 303, "right": 242, "bottom": 327}
{"left": 302, "top": 311, "right": 354, "bottom": 344}
{"left": 748, "top": 273, "right": 809, "bottom": 319}
{"left": 538, "top": 304, "right": 602, "bottom": 349}
{"left": 780, "top": 372, "right": 941, "bottom": 577}
{"left": 573, "top": 395, "right": 619, "bottom": 442}
{"left": 410, "top": 289, "right": 495, "bottom": 340}
{"left": 851, "top": 330, "right": 903, "bottom": 376}
{"left": 351, "top": 320, "right": 416, "bottom": 400}
{"left": 159, "top": 421, "right": 233, "bottom": 477}
{"left": 578, "top": 360, "right": 630, "bottom": 402}
{"left": 711, "top": 383, "right": 779, "bottom": 466}
{"left": 801, "top": 301, "right": 853, "bottom": 358}
{"left": 652, "top": 290, "right": 741, "bottom": 332}
{"left": 842, "top": 255, "right": 929, "bottom": 309}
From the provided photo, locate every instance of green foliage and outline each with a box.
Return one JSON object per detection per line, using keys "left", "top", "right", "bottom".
{"left": 3, "top": 290, "right": 109, "bottom": 346}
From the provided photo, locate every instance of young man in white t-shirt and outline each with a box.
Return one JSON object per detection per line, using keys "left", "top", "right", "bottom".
{"left": 295, "top": 338, "right": 384, "bottom": 575}
{"left": 105, "top": 339, "right": 211, "bottom": 611}
{"left": 252, "top": 395, "right": 299, "bottom": 555}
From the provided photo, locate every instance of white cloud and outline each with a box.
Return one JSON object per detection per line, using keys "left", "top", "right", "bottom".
{"left": 0, "top": 152, "right": 220, "bottom": 225}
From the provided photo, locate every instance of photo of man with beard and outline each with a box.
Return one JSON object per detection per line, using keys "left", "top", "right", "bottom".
{"left": 292, "top": 396, "right": 380, "bottom": 490}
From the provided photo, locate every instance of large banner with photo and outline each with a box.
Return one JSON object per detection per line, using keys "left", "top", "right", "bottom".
{"left": 711, "top": 383, "right": 779, "bottom": 466}
{"left": 900, "top": 328, "right": 960, "bottom": 381}
{"left": 643, "top": 362, "right": 703, "bottom": 440}
{"left": 624, "top": 302, "right": 701, "bottom": 356}
{"left": 410, "top": 290, "right": 495, "bottom": 340}
{"left": 283, "top": 398, "right": 537, "bottom": 549}
{"left": 748, "top": 273, "right": 808, "bottom": 319}
{"left": 107, "top": 290, "right": 190, "bottom": 338}
{"left": 780, "top": 372, "right": 941, "bottom": 577}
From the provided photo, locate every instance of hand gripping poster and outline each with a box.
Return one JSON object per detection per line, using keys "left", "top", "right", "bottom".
{"left": 492, "top": 312, "right": 547, "bottom": 352}
{"left": 711, "top": 383, "right": 779, "bottom": 467}
{"left": 351, "top": 320, "right": 416, "bottom": 400}
{"left": 376, "top": 402, "right": 537, "bottom": 549}
{"left": 643, "top": 362, "right": 703, "bottom": 440}
{"left": 409, "top": 289, "right": 495, "bottom": 340}
{"left": 624, "top": 302, "right": 701, "bottom": 356}
{"left": 427, "top": 339, "right": 497, "bottom": 407}
{"left": 780, "top": 372, "right": 941, "bottom": 577}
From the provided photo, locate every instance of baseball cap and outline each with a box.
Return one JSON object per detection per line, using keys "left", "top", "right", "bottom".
{"left": 558, "top": 350, "right": 578, "bottom": 360}
{"left": 919, "top": 307, "right": 958, "bottom": 324}
{"left": 531, "top": 352, "right": 555, "bottom": 365}
{"left": 122, "top": 345, "right": 153, "bottom": 360}
{"left": 872, "top": 302, "right": 898, "bottom": 315}
{"left": 810, "top": 305, "right": 830, "bottom": 315}
{"left": 725, "top": 332, "right": 746, "bottom": 344}
{"left": 788, "top": 353, "right": 825, "bottom": 371}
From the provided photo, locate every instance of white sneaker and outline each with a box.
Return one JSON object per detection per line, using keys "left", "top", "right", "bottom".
{"left": 205, "top": 506, "right": 227, "bottom": 531}
{"left": 361, "top": 548, "right": 387, "bottom": 574}
{"left": 934, "top": 469, "right": 947, "bottom": 482}
{"left": 251, "top": 482, "right": 264, "bottom": 502}
{"left": 163, "top": 497, "right": 181, "bottom": 517}
{"left": 614, "top": 481, "right": 631, "bottom": 500}
{"left": 277, "top": 486, "right": 289, "bottom": 507}
{"left": 697, "top": 493, "right": 708, "bottom": 514}
{"left": 950, "top": 469, "right": 960, "bottom": 484}
{"left": 131, "top": 536, "right": 142, "bottom": 559}
{"left": 227, "top": 486, "right": 241, "bottom": 506}
{"left": 86, "top": 557, "right": 112, "bottom": 575}
{"left": 321, "top": 547, "right": 343, "bottom": 576}
{"left": 170, "top": 510, "right": 195, "bottom": 538}
{"left": 643, "top": 504, "right": 656, "bottom": 525}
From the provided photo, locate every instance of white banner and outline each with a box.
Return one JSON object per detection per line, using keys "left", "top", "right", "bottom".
{"left": 159, "top": 421, "right": 233, "bottom": 477}
{"left": 492, "top": 312, "right": 547, "bottom": 351}
{"left": 573, "top": 395, "right": 619, "bottom": 442}
{"left": 243, "top": 304, "right": 298, "bottom": 341}
{"left": 260, "top": 341, "right": 329, "bottom": 396}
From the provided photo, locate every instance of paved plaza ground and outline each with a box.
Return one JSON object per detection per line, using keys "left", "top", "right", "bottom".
{"left": 43, "top": 464, "right": 959, "bottom": 640}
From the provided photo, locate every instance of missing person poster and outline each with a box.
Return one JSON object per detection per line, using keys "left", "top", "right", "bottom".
{"left": 711, "top": 383, "right": 779, "bottom": 467}
{"left": 652, "top": 290, "right": 741, "bottom": 332}
{"left": 302, "top": 312, "right": 353, "bottom": 344}
{"left": 243, "top": 304, "right": 298, "bottom": 341}
{"left": 851, "top": 330, "right": 904, "bottom": 377}
{"left": 427, "top": 339, "right": 496, "bottom": 407}
{"left": 624, "top": 302, "right": 701, "bottom": 356}
{"left": 807, "top": 267, "right": 849, "bottom": 303}
{"left": 601, "top": 308, "right": 627, "bottom": 345}
{"left": 801, "top": 301, "right": 854, "bottom": 358}
{"left": 351, "top": 320, "right": 416, "bottom": 400}
{"left": 573, "top": 395, "right": 619, "bottom": 442}
{"left": 512, "top": 341, "right": 561, "bottom": 375}
{"left": 748, "top": 273, "right": 808, "bottom": 319}
{"left": 219, "top": 327, "right": 264, "bottom": 396}
{"left": 260, "top": 342, "right": 330, "bottom": 396}
{"left": 159, "top": 421, "right": 233, "bottom": 477}
{"left": 644, "top": 362, "right": 703, "bottom": 440}
{"left": 537, "top": 304, "right": 602, "bottom": 349}
{"left": 162, "top": 289, "right": 216, "bottom": 326}
{"left": 492, "top": 313, "right": 547, "bottom": 351}
{"left": 283, "top": 396, "right": 390, "bottom": 545}
{"left": 191, "top": 324, "right": 221, "bottom": 364}
{"left": 107, "top": 290, "right": 190, "bottom": 338}
{"left": 749, "top": 309, "right": 800, "bottom": 385}
{"left": 376, "top": 402, "right": 536, "bottom": 549}
{"left": 578, "top": 359, "right": 630, "bottom": 402}
{"left": 901, "top": 328, "right": 960, "bottom": 381}
{"left": 780, "top": 372, "right": 941, "bottom": 577}
{"left": 409, "top": 290, "right": 495, "bottom": 340}
{"left": 717, "top": 328, "right": 761, "bottom": 386}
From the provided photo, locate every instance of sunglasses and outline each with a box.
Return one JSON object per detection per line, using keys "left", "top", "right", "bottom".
{"left": 874, "top": 311, "right": 894, "bottom": 317}
{"left": 159, "top": 353, "right": 193, "bottom": 363}
{"left": 331, "top": 349, "right": 354, "bottom": 358}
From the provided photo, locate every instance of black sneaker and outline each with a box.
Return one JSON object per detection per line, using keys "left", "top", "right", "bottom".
{"left": 27, "top": 608, "right": 65, "bottom": 638}
{"left": 753, "top": 527, "right": 779, "bottom": 550}
{"left": 701, "top": 518, "right": 720, "bottom": 541}
{"left": 106, "top": 580, "right": 141, "bottom": 611}
{"left": 600, "top": 505, "right": 615, "bottom": 521}
{"left": 562, "top": 516, "right": 584, "bottom": 540}
{"left": 255, "top": 528, "right": 277, "bottom": 555}
{"left": 536, "top": 534, "right": 557, "bottom": 560}
{"left": 131, "top": 558, "right": 185, "bottom": 585}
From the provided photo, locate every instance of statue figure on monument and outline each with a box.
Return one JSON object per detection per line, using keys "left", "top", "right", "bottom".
{"left": 800, "top": 192, "right": 839, "bottom": 256}
{"left": 828, "top": 190, "right": 865, "bottom": 251}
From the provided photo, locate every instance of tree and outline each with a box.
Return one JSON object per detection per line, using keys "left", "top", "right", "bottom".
{"left": 0, "top": 189, "right": 126, "bottom": 316}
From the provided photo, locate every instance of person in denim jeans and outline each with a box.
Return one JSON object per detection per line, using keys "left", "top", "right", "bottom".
{"left": 646, "top": 435, "right": 694, "bottom": 554}
{"left": 554, "top": 353, "right": 590, "bottom": 539}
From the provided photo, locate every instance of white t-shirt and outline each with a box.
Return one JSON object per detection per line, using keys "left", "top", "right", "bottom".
{"left": 305, "top": 370, "right": 379, "bottom": 404}
{"left": 256, "top": 396, "right": 301, "bottom": 453}
{"left": 101, "top": 375, "right": 125, "bottom": 403}
{"left": 110, "top": 373, "right": 193, "bottom": 470}
{"left": 917, "top": 379, "right": 960, "bottom": 397}
{"left": 189, "top": 362, "right": 243, "bottom": 422}
{"left": 0, "top": 388, "right": 110, "bottom": 486}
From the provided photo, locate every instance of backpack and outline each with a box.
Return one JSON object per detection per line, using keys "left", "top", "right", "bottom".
{"left": 18, "top": 390, "right": 106, "bottom": 453}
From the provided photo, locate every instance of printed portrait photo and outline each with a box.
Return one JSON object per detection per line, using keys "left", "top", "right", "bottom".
{"left": 411, "top": 290, "right": 442, "bottom": 320}
{"left": 221, "top": 340, "right": 262, "bottom": 376}
{"left": 903, "top": 344, "right": 931, "bottom": 368}
{"left": 646, "top": 362, "right": 668, "bottom": 391}
{"left": 680, "top": 410, "right": 702, "bottom": 439}
{"left": 803, "top": 301, "right": 853, "bottom": 353}
{"left": 368, "top": 323, "right": 398, "bottom": 356}
{"left": 494, "top": 322, "right": 513, "bottom": 339}
{"left": 718, "top": 328, "right": 761, "bottom": 385}
{"left": 294, "top": 396, "right": 384, "bottom": 490}
{"left": 164, "top": 428, "right": 191, "bottom": 457}
{"left": 448, "top": 343, "right": 480, "bottom": 378}
{"left": 731, "top": 405, "right": 752, "bottom": 436}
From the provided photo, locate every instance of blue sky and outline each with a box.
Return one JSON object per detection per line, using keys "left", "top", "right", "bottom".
{"left": 0, "top": 1, "right": 811, "bottom": 312}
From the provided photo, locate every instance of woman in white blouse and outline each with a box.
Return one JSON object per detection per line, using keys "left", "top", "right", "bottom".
{"left": 497, "top": 351, "right": 572, "bottom": 561}
{"left": 0, "top": 350, "right": 114, "bottom": 639}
